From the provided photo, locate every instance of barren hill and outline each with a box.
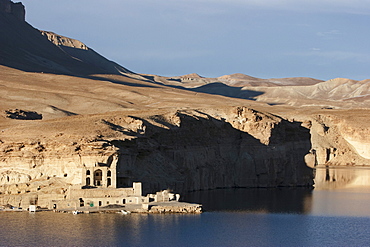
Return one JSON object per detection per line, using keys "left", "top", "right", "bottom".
{"left": 241, "top": 78, "right": 370, "bottom": 107}
{"left": 149, "top": 73, "right": 370, "bottom": 108}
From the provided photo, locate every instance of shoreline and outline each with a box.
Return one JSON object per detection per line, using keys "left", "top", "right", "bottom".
{"left": 1, "top": 201, "right": 202, "bottom": 214}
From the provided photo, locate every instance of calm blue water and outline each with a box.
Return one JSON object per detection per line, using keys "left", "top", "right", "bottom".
{"left": 0, "top": 209, "right": 369, "bottom": 246}
{"left": 1, "top": 168, "right": 370, "bottom": 246}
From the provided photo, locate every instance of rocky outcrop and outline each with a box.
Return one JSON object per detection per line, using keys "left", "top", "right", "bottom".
{"left": 0, "top": 138, "right": 119, "bottom": 207}
{"left": 113, "top": 107, "right": 313, "bottom": 194}
{"left": 0, "top": 107, "right": 314, "bottom": 202}
{"left": 5, "top": 109, "right": 42, "bottom": 120}
{"left": 0, "top": 0, "right": 25, "bottom": 21}
{"left": 308, "top": 114, "right": 370, "bottom": 167}
{"left": 40, "top": 31, "right": 88, "bottom": 50}
{"left": 0, "top": 139, "right": 117, "bottom": 197}
{"left": 40, "top": 30, "right": 133, "bottom": 75}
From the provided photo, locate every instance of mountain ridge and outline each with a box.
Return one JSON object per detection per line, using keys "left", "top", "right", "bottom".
{"left": 0, "top": 4, "right": 132, "bottom": 76}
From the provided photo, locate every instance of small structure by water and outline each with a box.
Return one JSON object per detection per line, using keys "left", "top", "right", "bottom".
{"left": 29, "top": 205, "right": 36, "bottom": 212}
{"left": 0, "top": 155, "right": 201, "bottom": 214}
{"left": 49, "top": 182, "right": 201, "bottom": 214}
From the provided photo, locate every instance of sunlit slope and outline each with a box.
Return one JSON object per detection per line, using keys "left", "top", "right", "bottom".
{"left": 0, "top": 65, "right": 260, "bottom": 122}
{"left": 153, "top": 73, "right": 370, "bottom": 107}
{"left": 243, "top": 78, "right": 370, "bottom": 107}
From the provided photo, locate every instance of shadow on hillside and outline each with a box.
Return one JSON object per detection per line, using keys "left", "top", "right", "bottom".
{"left": 5, "top": 54, "right": 263, "bottom": 99}
{"left": 191, "top": 82, "right": 264, "bottom": 100}
{"left": 142, "top": 75, "right": 265, "bottom": 101}
{"left": 2, "top": 61, "right": 160, "bottom": 89}
{"left": 85, "top": 74, "right": 160, "bottom": 88}
{"left": 101, "top": 119, "right": 138, "bottom": 137}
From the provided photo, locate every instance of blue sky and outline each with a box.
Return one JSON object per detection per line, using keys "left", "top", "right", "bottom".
{"left": 23, "top": 0, "right": 370, "bottom": 80}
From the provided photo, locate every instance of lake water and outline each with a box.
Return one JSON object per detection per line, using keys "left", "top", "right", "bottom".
{"left": 1, "top": 167, "right": 370, "bottom": 247}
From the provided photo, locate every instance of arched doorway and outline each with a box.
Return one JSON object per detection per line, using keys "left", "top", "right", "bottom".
{"left": 94, "top": 169, "right": 103, "bottom": 186}
{"left": 86, "top": 177, "right": 91, "bottom": 186}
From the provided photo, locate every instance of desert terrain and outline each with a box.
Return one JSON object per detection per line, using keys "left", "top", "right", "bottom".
{"left": 1, "top": 0, "right": 370, "bottom": 207}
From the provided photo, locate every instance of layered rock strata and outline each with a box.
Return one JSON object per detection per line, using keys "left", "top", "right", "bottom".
{"left": 0, "top": 139, "right": 118, "bottom": 207}
{"left": 0, "top": 107, "right": 314, "bottom": 206}
{"left": 115, "top": 108, "right": 313, "bottom": 194}
{"left": 308, "top": 114, "right": 370, "bottom": 167}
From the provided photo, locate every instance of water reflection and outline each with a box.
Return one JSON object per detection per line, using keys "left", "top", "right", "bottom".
{"left": 314, "top": 166, "right": 370, "bottom": 189}
{"left": 1, "top": 205, "right": 369, "bottom": 247}
{"left": 113, "top": 213, "right": 202, "bottom": 247}
{"left": 311, "top": 166, "right": 370, "bottom": 217}
{"left": 182, "top": 187, "right": 313, "bottom": 214}
{"left": 182, "top": 167, "right": 370, "bottom": 217}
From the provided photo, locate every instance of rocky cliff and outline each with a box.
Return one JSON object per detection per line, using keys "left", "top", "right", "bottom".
{"left": 114, "top": 108, "right": 313, "bottom": 194}
{"left": 0, "top": 107, "right": 314, "bottom": 206}
{"left": 308, "top": 111, "right": 370, "bottom": 167}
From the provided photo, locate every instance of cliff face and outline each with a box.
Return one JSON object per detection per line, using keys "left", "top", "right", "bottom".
{"left": 0, "top": 107, "right": 314, "bottom": 203}
{"left": 0, "top": 141, "right": 118, "bottom": 186}
{"left": 112, "top": 107, "right": 314, "bottom": 194}
{"left": 0, "top": 138, "right": 118, "bottom": 207}
{"left": 308, "top": 113, "right": 370, "bottom": 167}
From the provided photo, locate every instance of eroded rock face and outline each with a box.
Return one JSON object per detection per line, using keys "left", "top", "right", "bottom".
{"left": 114, "top": 108, "right": 314, "bottom": 194}
{"left": 0, "top": 140, "right": 118, "bottom": 193}
{"left": 309, "top": 114, "right": 370, "bottom": 167}
{"left": 40, "top": 31, "right": 88, "bottom": 50}
{"left": 0, "top": 107, "right": 314, "bottom": 204}
{"left": 4, "top": 106, "right": 368, "bottom": 204}
{"left": 0, "top": 170, "right": 31, "bottom": 184}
